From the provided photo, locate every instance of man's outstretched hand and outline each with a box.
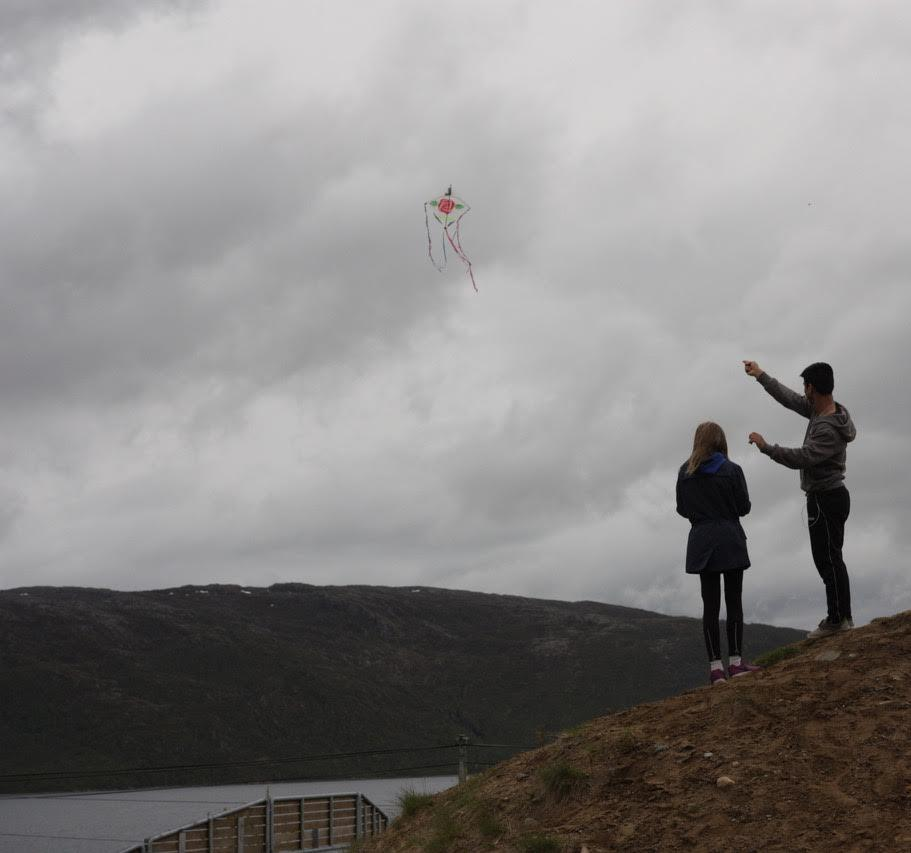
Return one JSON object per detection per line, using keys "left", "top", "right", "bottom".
{"left": 743, "top": 360, "right": 764, "bottom": 378}
{"left": 748, "top": 432, "right": 767, "bottom": 450}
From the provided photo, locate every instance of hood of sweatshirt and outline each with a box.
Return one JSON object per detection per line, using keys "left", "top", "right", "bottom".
{"left": 824, "top": 403, "right": 857, "bottom": 443}
{"left": 698, "top": 451, "right": 727, "bottom": 474}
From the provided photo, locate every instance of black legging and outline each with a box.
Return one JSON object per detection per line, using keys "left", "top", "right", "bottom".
{"left": 699, "top": 570, "right": 744, "bottom": 661}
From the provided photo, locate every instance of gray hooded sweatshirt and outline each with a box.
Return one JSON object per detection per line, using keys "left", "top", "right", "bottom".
{"left": 756, "top": 373, "right": 857, "bottom": 493}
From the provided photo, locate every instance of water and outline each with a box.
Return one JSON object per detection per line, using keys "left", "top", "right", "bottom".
{"left": 0, "top": 775, "right": 457, "bottom": 853}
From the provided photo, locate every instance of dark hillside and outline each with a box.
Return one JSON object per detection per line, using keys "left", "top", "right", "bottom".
{"left": 0, "top": 584, "right": 802, "bottom": 793}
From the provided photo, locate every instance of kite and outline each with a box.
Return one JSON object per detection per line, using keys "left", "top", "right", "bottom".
{"left": 424, "top": 186, "right": 477, "bottom": 292}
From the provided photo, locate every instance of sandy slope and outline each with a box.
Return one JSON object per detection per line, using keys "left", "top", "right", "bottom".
{"left": 364, "top": 611, "right": 911, "bottom": 852}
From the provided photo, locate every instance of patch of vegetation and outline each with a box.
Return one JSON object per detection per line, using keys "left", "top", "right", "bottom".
{"left": 397, "top": 787, "right": 435, "bottom": 819}
{"left": 611, "top": 725, "right": 643, "bottom": 754}
{"left": 518, "top": 833, "right": 562, "bottom": 853}
{"left": 476, "top": 804, "right": 505, "bottom": 839}
{"left": 435, "top": 777, "right": 505, "bottom": 842}
{"left": 423, "top": 808, "right": 459, "bottom": 853}
{"left": 754, "top": 644, "right": 801, "bottom": 667}
{"left": 539, "top": 761, "right": 588, "bottom": 801}
{"left": 449, "top": 775, "right": 482, "bottom": 809}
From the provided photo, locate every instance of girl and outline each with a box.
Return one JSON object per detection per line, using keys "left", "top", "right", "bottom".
{"left": 676, "top": 422, "right": 761, "bottom": 685}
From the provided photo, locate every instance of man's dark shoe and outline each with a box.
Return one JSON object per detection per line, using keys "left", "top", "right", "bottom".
{"left": 806, "top": 617, "right": 852, "bottom": 639}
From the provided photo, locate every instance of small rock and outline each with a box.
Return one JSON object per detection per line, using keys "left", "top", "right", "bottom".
{"left": 703, "top": 752, "right": 714, "bottom": 758}
{"left": 716, "top": 776, "right": 736, "bottom": 788}
{"left": 815, "top": 649, "right": 841, "bottom": 662}
{"left": 516, "top": 772, "right": 529, "bottom": 781}
{"left": 732, "top": 761, "right": 740, "bottom": 767}
{"left": 653, "top": 743, "right": 669, "bottom": 753}
{"left": 617, "top": 823, "right": 636, "bottom": 840}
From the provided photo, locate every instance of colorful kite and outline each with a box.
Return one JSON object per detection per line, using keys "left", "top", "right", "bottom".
{"left": 424, "top": 186, "right": 477, "bottom": 292}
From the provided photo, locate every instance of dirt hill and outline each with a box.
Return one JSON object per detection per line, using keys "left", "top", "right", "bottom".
{"left": 362, "top": 611, "right": 911, "bottom": 852}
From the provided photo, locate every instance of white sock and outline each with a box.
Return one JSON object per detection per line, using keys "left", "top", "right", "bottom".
{"left": 710, "top": 659, "right": 724, "bottom": 672}
{"left": 729, "top": 655, "right": 742, "bottom": 667}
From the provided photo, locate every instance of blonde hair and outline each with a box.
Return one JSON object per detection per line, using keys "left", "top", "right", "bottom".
{"left": 686, "top": 422, "right": 728, "bottom": 475}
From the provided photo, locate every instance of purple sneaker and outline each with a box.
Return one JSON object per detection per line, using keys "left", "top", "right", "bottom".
{"left": 728, "top": 661, "right": 762, "bottom": 678}
{"left": 710, "top": 668, "right": 727, "bottom": 686}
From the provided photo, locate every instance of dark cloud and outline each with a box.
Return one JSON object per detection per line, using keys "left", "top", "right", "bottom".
{"left": 0, "top": 1, "right": 909, "bottom": 633}
{"left": 0, "top": 0, "right": 200, "bottom": 132}
{"left": 0, "top": 0, "right": 197, "bottom": 57}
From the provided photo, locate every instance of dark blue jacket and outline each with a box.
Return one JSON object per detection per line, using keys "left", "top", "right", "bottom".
{"left": 676, "top": 453, "right": 751, "bottom": 574}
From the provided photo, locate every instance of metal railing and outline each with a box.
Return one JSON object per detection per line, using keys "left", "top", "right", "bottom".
{"left": 119, "top": 791, "right": 388, "bottom": 853}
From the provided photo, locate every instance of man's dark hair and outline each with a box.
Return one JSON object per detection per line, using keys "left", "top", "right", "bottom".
{"left": 801, "top": 362, "right": 834, "bottom": 395}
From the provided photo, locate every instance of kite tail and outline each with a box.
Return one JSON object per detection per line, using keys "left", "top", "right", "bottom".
{"left": 446, "top": 219, "right": 478, "bottom": 292}
{"left": 424, "top": 203, "right": 446, "bottom": 272}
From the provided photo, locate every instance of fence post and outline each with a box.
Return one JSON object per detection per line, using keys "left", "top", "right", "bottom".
{"left": 237, "top": 815, "right": 245, "bottom": 853}
{"left": 457, "top": 735, "right": 470, "bottom": 784}
{"left": 356, "top": 793, "right": 364, "bottom": 839}
{"left": 267, "top": 791, "right": 274, "bottom": 853}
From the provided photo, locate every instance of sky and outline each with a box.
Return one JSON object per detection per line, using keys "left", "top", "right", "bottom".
{"left": 1, "top": 0, "right": 909, "bottom": 632}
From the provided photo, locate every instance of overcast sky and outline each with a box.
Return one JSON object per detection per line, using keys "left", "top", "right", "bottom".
{"left": 1, "top": 0, "right": 909, "bottom": 632}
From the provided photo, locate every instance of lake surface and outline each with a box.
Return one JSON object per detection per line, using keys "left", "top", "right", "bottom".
{"left": 0, "top": 775, "right": 457, "bottom": 853}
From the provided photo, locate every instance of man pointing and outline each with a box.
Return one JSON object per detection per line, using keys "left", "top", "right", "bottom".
{"left": 743, "top": 360, "right": 857, "bottom": 638}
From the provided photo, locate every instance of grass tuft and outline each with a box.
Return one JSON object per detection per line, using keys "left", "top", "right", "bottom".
{"left": 612, "top": 726, "right": 643, "bottom": 754}
{"left": 423, "top": 807, "right": 459, "bottom": 853}
{"left": 754, "top": 644, "right": 801, "bottom": 667}
{"left": 518, "top": 833, "right": 562, "bottom": 852}
{"left": 476, "top": 804, "right": 504, "bottom": 839}
{"left": 539, "top": 761, "right": 588, "bottom": 801}
{"left": 396, "top": 787, "right": 434, "bottom": 819}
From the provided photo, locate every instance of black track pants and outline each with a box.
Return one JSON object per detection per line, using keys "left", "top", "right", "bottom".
{"left": 807, "top": 486, "right": 851, "bottom": 622}
{"left": 699, "top": 570, "right": 744, "bottom": 661}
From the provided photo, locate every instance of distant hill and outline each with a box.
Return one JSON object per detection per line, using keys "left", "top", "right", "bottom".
{"left": 0, "top": 584, "right": 802, "bottom": 793}
{"left": 363, "top": 611, "right": 911, "bottom": 853}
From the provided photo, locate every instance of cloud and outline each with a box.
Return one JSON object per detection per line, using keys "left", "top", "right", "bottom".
{"left": 0, "top": 0, "right": 200, "bottom": 133}
{"left": 1, "top": 1, "right": 910, "bottom": 634}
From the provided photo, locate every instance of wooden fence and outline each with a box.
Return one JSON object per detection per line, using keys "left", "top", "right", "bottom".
{"left": 120, "top": 791, "right": 388, "bottom": 853}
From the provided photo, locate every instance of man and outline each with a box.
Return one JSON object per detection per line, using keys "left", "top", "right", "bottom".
{"left": 743, "top": 360, "right": 857, "bottom": 638}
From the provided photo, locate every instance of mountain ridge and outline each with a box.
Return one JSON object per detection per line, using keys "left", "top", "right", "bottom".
{"left": 0, "top": 583, "right": 803, "bottom": 793}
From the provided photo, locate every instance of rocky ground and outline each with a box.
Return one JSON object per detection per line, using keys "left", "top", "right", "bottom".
{"left": 362, "top": 611, "right": 911, "bottom": 852}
